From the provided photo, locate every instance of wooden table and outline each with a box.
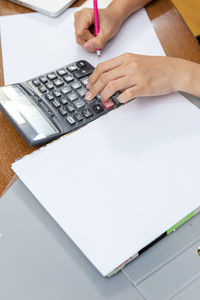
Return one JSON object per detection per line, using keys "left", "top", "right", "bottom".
{"left": 0, "top": 0, "right": 200, "bottom": 196}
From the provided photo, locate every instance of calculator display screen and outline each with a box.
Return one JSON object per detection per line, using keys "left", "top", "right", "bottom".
{"left": 0, "top": 85, "right": 59, "bottom": 141}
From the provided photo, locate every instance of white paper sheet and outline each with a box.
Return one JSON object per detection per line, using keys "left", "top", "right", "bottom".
{"left": 12, "top": 92, "right": 200, "bottom": 276}
{"left": 0, "top": 7, "right": 165, "bottom": 85}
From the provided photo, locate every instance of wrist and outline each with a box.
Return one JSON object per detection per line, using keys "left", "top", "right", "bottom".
{"left": 105, "top": 3, "right": 128, "bottom": 24}
{"left": 175, "top": 59, "right": 200, "bottom": 98}
{"left": 106, "top": 0, "right": 152, "bottom": 22}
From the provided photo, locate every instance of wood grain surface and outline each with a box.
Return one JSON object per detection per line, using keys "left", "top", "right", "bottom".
{"left": 0, "top": 0, "right": 200, "bottom": 196}
{"left": 146, "top": 0, "right": 200, "bottom": 63}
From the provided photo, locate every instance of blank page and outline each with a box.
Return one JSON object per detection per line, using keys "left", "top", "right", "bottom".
{"left": 13, "top": 93, "right": 200, "bottom": 276}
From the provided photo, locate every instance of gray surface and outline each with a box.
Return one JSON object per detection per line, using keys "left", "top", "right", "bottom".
{"left": 123, "top": 216, "right": 200, "bottom": 299}
{"left": 174, "top": 276, "right": 200, "bottom": 300}
{"left": 184, "top": 92, "right": 200, "bottom": 109}
{"left": 138, "top": 238, "right": 200, "bottom": 299}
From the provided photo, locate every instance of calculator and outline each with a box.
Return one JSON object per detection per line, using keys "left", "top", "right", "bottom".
{"left": 0, "top": 60, "right": 120, "bottom": 146}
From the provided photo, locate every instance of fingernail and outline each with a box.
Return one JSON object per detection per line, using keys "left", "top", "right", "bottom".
{"left": 84, "top": 43, "right": 94, "bottom": 51}
{"left": 86, "top": 82, "right": 91, "bottom": 89}
{"left": 85, "top": 91, "right": 93, "bottom": 101}
{"left": 117, "top": 97, "right": 123, "bottom": 103}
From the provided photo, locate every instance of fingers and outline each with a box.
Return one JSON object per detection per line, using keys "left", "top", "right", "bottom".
{"left": 100, "top": 77, "right": 135, "bottom": 101}
{"left": 79, "top": 29, "right": 94, "bottom": 41}
{"left": 74, "top": 7, "right": 117, "bottom": 53}
{"left": 76, "top": 36, "right": 86, "bottom": 48}
{"left": 74, "top": 9, "right": 94, "bottom": 47}
{"left": 84, "top": 33, "right": 106, "bottom": 52}
{"left": 75, "top": 30, "right": 94, "bottom": 50}
{"left": 118, "top": 86, "right": 141, "bottom": 103}
{"left": 86, "top": 66, "right": 125, "bottom": 101}
{"left": 74, "top": 9, "right": 109, "bottom": 52}
{"left": 87, "top": 55, "right": 124, "bottom": 89}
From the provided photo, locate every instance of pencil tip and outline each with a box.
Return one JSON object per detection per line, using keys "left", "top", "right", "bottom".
{"left": 97, "top": 50, "right": 101, "bottom": 57}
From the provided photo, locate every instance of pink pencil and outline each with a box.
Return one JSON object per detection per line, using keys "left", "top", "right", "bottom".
{"left": 93, "top": 0, "right": 101, "bottom": 57}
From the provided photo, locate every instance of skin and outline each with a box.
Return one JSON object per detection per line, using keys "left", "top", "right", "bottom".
{"left": 74, "top": 0, "right": 200, "bottom": 103}
{"left": 74, "top": 0, "right": 151, "bottom": 52}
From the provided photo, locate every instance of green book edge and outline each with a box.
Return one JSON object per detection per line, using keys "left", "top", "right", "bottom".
{"left": 167, "top": 210, "right": 195, "bottom": 235}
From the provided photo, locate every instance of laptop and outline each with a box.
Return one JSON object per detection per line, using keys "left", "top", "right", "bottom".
{"left": 9, "top": 0, "right": 77, "bottom": 17}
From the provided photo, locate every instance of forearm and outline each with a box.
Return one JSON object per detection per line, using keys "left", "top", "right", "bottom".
{"left": 107, "top": 0, "right": 153, "bottom": 21}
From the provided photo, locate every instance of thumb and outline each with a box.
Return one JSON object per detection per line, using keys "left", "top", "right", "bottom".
{"left": 84, "top": 33, "right": 107, "bottom": 52}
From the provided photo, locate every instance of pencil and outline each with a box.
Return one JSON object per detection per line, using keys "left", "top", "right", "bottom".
{"left": 93, "top": 0, "right": 101, "bottom": 57}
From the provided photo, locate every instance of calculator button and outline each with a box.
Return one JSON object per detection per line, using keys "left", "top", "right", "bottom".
{"left": 64, "top": 75, "right": 74, "bottom": 83}
{"left": 67, "top": 92, "right": 78, "bottom": 102}
{"left": 66, "top": 116, "right": 76, "bottom": 125}
{"left": 67, "top": 64, "right": 78, "bottom": 72}
{"left": 59, "top": 106, "right": 68, "bottom": 116}
{"left": 53, "top": 90, "right": 61, "bottom": 98}
{"left": 83, "top": 109, "right": 93, "bottom": 118}
{"left": 102, "top": 99, "right": 114, "bottom": 109}
{"left": 92, "top": 103, "right": 104, "bottom": 114}
{"left": 74, "top": 99, "right": 85, "bottom": 109}
{"left": 40, "top": 76, "right": 48, "bottom": 83}
{"left": 54, "top": 78, "right": 64, "bottom": 87}
{"left": 81, "top": 77, "right": 89, "bottom": 86}
{"left": 77, "top": 61, "right": 87, "bottom": 68}
{"left": 66, "top": 104, "right": 75, "bottom": 113}
{"left": 46, "top": 92, "right": 54, "bottom": 101}
{"left": 38, "top": 85, "right": 47, "bottom": 93}
{"left": 52, "top": 99, "right": 60, "bottom": 108}
{"left": 96, "top": 94, "right": 101, "bottom": 102}
{"left": 77, "top": 88, "right": 87, "bottom": 98}
{"left": 60, "top": 97, "right": 68, "bottom": 105}
{"left": 74, "top": 68, "right": 93, "bottom": 79}
{"left": 61, "top": 85, "right": 71, "bottom": 95}
{"left": 45, "top": 82, "right": 54, "bottom": 90}
{"left": 71, "top": 81, "right": 82, "bottom": 90}
{"left": 74, "top": 113, "right": 83, "bottom": 122}
{"left": 57, "top": 69, "right": 68, "bottom": 76}
{"left": 32, "top": 79, "right": 41, "bottom": 87}
{"left": 47, "top": 72, "right": 57, "bottom": 80}
{"left": 112, "top": 94, "right": 121, "bottom": 106}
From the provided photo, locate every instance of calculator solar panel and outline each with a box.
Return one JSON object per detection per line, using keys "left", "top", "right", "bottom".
{"left": 0, "top": 60, "right": 120, "bottom": 146}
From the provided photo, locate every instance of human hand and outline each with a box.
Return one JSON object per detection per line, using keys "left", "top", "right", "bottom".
{"left": 74, "top": 7, "right": 124, "bottom": 53}
{"left": 85, "top": 53, "right": 192, "bottom": 103}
